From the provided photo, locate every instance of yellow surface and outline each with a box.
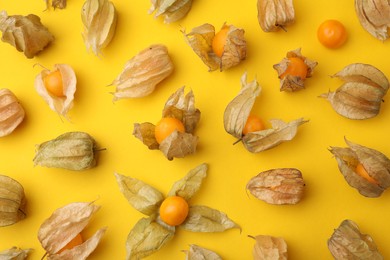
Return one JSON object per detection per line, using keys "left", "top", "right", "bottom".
{"left": 1, "top": 0, "right": 390, "bottom": 259}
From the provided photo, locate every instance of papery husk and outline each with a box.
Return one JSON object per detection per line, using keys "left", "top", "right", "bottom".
{"left": 0, "top": 11, "right": 53, "bottom": 58}
{"left": 0, "top": 175, "right": 26, "bottom": 227}
{"left": 328, "top": 219, "right": 383, "bottom": 259}
{"left": 273, "top": 48, "right": 318, "bottom": 92}
{"left": 81, "top": 0, "right": 117, "bottom": 56}
{"left": 247, "top": 168, "right": 305, "bottom": 205}
{"left": 0, "top": 247, "right": 32, "bottom": 260}
{"left": 242, "top": 118, "right": 308, "bottom": 153}
{"left": 320, "top": 63, "right": 389, "bottom": 120}
{"left": 149, "top": 0, "right": 193, "bottom": 23}
{"left": 33, "top": 132, "right": 99, "bottom": 171}
{"left": 111, "top": 44, "right": 174, "bottom": 100}
{"left": 45, "top": 0, "right": 67, "bottom": 9}
{"left": 355, "top": 0, "right": 390, "bottom": 41}
{"left": 250, "top": 235, "right": 288, "bottom": 260}
{"left": 183, "top": 23, "right": 246, "bottom": 71}
{"left": 257, "top": 0, "right": 295, "bottom": 32}
{"left": 34, "top": 64, "right": 76, "bottom": 118}
{"left": 38, "top": 201, "right": 106, "bottom": 258}
{"left": 184, "top": 244, "right": 222, "bottom": 260}
{"left": 224, "top": 72, "right": 261, "bottom": 139}
{"left": 0, "top": 89, "right": 25, "bottom": 137}
{"left": 329, "top": 138, "right": 390, "bottom": 197}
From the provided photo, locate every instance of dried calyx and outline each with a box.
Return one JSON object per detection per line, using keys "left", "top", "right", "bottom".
{"left": 149, "top": 0, "right": 193, "bottom": 23}
{"left": 45, "top": 0, "right": 67, "bottom": 9}
{"left": 257, "top": 0, "right": 295, "bottom": 32}
{"left": 0, "top": 247, "right": 32, "bottom": 259}
{"left": 249, "top": 235, "right": 288, "bottom": 260}
{"left": 183, "top": 244, "right": 222, "bottom": 260}
{"left": 0, "top": 175, "right": 26, "bottom": 227}
{"left": 0, "top": 89, "right": 25, "bottom": 137}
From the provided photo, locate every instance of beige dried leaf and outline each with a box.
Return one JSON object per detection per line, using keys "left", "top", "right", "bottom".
{"left": 34, "top": 64, "right": 76, "bottom": 118}
{"left": 320, "top": 63, "right": 389, "bottom": 120}
{"left": 355, "top": 0, "right": 390, "bottom": 41}
{"left": 81, "top": 0, "right": 117, "bottom": 56}
{"left": 0, "top": 175, "right": 26, "bottom": 227}
{"left": 0, "top": 11, "right": 54, "bottom": 58}
{"left": 273, "top": 48, "right": 318, "bottom": 92}
{"left": 184, "top": 244, "right": 222, "bottom": 260}
{"left": 257, "top": 0, "right": 295, "bottom": 32}
{"left": 52, "top": 0, "right": 67, "bottom": 9}
{"left": 0, "top": 89, "right": 25, "bottom": 137}
{"left": 250, "top": 235, "right": 288, "bottom": 260}
{"left": 112, "top": 44, "right": 174, "bottom": 100}
{"left": 328, "top": 219, "right": 383, "bottom": 259}
{"left": 247, "top": 168, "right": 305, "bottom": 205}
{"left": 0, "top": 247, "right": 32, "bottom": 260}
{"left": 149, "top": 0, "right": 193, "bottom": 23}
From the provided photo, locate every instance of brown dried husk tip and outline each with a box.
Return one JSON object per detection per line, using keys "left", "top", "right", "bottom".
{"left": 257, "top": 0, "right": 295, "bottom": 32}
{"left": 183, "top": 23, "right": 246, "bottom": 71}
{"left": 149, "top": 0, "right": 193, "bottom": 23}
{"left": 0, "top": 10, "right": 54, "bottom": 58}
{"left": 0, "top": 175, "right": 26, "bottom": 227}
{"left": 320, "top": 63, "right": 389, "bottom": 120}
{"left": 328, "top": 219, "right": 383, "bottom": 259}
{"left": 183, "top": 244, "right": 222, "bottom": 260}
{"left": 45, "top": 0, "right": 67, "bottom": 9}
{"left": 329, "top": 138, "right": 390, "bottom": 198}
{"left": 0, "top": 247, "right": 32, "bottom": 259}
{"left": 273, "top": 48, "right": 318, "bottom": 92}
{"left": 249, "top": 234, "right": 288, "bottom": 260}
{"left": 0, "top": 89, "right": 25, "bottom": 137}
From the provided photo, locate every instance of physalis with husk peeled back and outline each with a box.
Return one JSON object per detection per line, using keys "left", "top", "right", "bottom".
{"left": 0, "top": 89, "right": 25, "bottom": 137}
{"left": 38, "top": 202, "right": 106, "bottom": 260}
{"left": 273, "top": 48, "right": 317, "bottom": 92}
{"left": 0, "top": 175, "right": 26, "bottom": 227}
{"left": 0, "top": 247, "right": 31, "bottom": 259}
{"left": 115, "top": 163, "right": 240, "bottom": 260}
{"left": 257, "top": 0, "right": 295, "bottom": 32}
{"left": 355, "top": 0, "right": 390, "bottom": 41}
{"left": 34, "top": 64, "right": 76, "bottom": 119}
{"left": 183, "top": 23, "right": 246, "bottom": 71}
{"left": 329, "top": 138, "right": 390, "bottom": 198}
{"left": 133, "top": 86, "right": 200, "bottom": 160}
{"left": 224, "top": 72, "right": 308, "bottom": 153}
{"left": 149, "top": 0, "right": 193, "bottom": 23}
{"left": 320, "top": 63, "right": 389, "bottom": 120}
{"left": 249, "top": 234, "right": 288, "bottom": 260}
{"left": 111, "top": 44, "right": 174, "bottom": 100}
{"left": 328, "top": 219, "right": 383, "bottom": 259}
{"left": 183, "top": 244, "right": 222, "bottom": 260}
{"left": 0, "top": 11, "right": 54, "bottom": 59}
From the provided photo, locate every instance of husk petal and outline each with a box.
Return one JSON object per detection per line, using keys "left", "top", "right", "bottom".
{"left": 0, "top": 89, "right": 25, "bottom": 137}
{"left": 0, "top": 247, "right": 32, "bottom": 260}
{"left": 159, "top": 130, "right": 198, "bottom": 160}
{"left": 149, "top": 0, "right": 193, "bottom": 23}
{"left": 184, "top": 244, "right": 222, "bottom": 260}
{"left": 0, "top": 175, "right": 26, "bottom": 227}
{"left": 251, "top": 235, "right": 288, "bottom": 260}
{"left": 257, "top": 0, "right": 295, "bottom": 32}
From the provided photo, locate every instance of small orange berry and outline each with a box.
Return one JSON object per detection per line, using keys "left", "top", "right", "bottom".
{"left": 355, "top": 163, "right": 378, "bottom": 185}
{"left": 317, "top": 20, "right": 347, "bottom": 49}
{"left": 243, "top": 115, "right": 266, "bottom": 135}
{"left": 159, "top": 196, "right": 189, "bottom": 226}
{"left": 212, "top": 26, "right": 230, "bottom": 57}
{"left": 280, "top": 57, "right": 308, "bottom": 80}
{"left": 155, "top": 117, "right": 185, "bottom": 144}
{"left": 43, "top": 70, "right": 65, "bottom": 97}
{"left": 57, "top": 233, "right": 83, "bottom": 254}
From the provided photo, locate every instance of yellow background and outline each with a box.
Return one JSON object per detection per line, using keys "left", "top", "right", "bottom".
{"left": 1, "top": 0, "right": 390, "bottom": 259}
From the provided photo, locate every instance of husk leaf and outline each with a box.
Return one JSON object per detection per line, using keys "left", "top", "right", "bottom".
{"left": 0, "top": 247, "right": 32, "bottom": 260}
{"left": 33, "top": 132, "right": 98, "bottom": 171}
{"left": 181, "top": 205, "right": 240, "bottom": 232}
{"left": 159, "top": 130, "right": 198, "bottom": 160}
{"left": 114, "top": 173, "right": 165, "bottom": 216}
{"left": 0, "top": 11, "right": 54, "bottom": 58}
{"left": 184, "top": 244, "right": 222, "bottom": 260}
{"left": 167, "top": 163, "right": 208, "bottom": 200}
{"left": 133, "top": 122, "right": 159, "bottom": 150}
{"left": 242, "top": 118, "right": 308, "bottom": 153}
{"left": 52, "top": 0, "right": 67, "bottom": 9}
{"left": 126, "top": 217, "right": 175, "bottom": 260}
{"left": 250, "top": 235, "right": 288, "bottom": 260}
{"left": 257, "top": 0, "right": 295, "bottom": 32}
{"left": 0, "top": 89, "right": 25, "bottom": 137}
{"left": 149, "top": 0, "right": 193, "bottom": 23}
{"left": 0, "top": 175, "right": 26, "bottom": 227}
{"left": 224, "top": 72, "right": 261, "bottom": 138}
{"left": 328, "top": 219, "right": 383, "bottom": 259}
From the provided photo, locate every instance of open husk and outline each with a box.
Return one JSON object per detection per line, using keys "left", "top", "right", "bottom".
{"left": 257, "top": 0, "right": 295, "bottom": 32}
{"left": 34, "top": 64, "right": 76, "bottom": 118}
{"left": 111, "top": 44, "right": 174, "bottom": 100}
{"left": 320, "top": 63, "right": 389, "bottom": 120}
{"left": 149, "top": 0, "right": 193, "bottom": 23}
{"left": 0, "top": 89, "right": 25, "bottom": 137}
{"left": 329, "top": 138, "right": 390, "bottom": 197}
{"left": 250, "top": 235, "right": 288, "bottom": 260}
{"left": 183, "top": 244, "right": 222, "bottom": 260}
{"left": 38, "top": 202, "right": 106, "bottom": 260}
{"left": 133, "top": 87, "right": 200, "bottom": 160}
{"left": 0, "top": 247, "right": 32, "bottom": 259}
{"left": 183, "top": 23, "right": 246, "bottom": 71}
{"left": 355, "top": 0, "right": 390, "bottom": 41}
{"left": 328, "top": 219, "right": 383, "bottom": 259}
{"left": 0, "top": 175, "right": 26, "bottom": 227}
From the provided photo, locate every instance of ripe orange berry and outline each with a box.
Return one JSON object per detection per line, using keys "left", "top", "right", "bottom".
{"left": 212, "top": 26, "right": 230, "bottom": 57}
{"left": 57, "top": 233, "right": 83, "bottom": 254}
{"left": 243, "top": 115, "right": 266, "bottom": 135}
{"left": 159, "top": 196, "right": 189, "bottom": 226}
{"left": 43, "top": 70, "right": 65, "bottom": 97}
{"left": 280, "top": 57, "right": 308, "bottom": 80}
{"left": 317, "top": 20, "right": 347, "bottom": 49}
{"left": 155, "top": 117, "right": 185, "bottom": 144}
{"left": 355, "top": 163, "right": 378, "bottom": 185}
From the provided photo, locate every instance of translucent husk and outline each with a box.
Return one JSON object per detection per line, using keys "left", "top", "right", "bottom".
{"left": 0, "top": 10, "right": 54, "bottom": 58}
{"left": 328, "top": 219, "right": 383, "bottom": 259}
{"left": 247, "top": 168, "right": 305, "bottom": 205}
{"left": 257, "top": 0, "right": 295, "bottom": 32}
{"left": 111, "top": 44, "right": 174, "bottom": 100}
{"left": 0, "top": 89, "right": 25, "bottom": 137}
{"left": 34, "top": 64, "right": 77, "bottom": 118}
{"left": 320, "top": 63, "right": 389, "bottom": 120}
{"left": 183, "top": 244, "right": 222, "bottom": 260}
{"left": 81, "top": 0, "right": 117, "bottom": 56}
{"left": 273, "top": 48, "right": 318, "bottom": 92}
{"left": 183, "top": 23, "right": 246, "bottom": 71}
{"left": 149, "top": 0, "right": 193, "bottom": 23}
{"left": 249, "top": 235, "right": 288, "bottom": 260}
{"left": 0, "top": 175, "right": 26, "bottom": 227}
{"left": 0, "top": 247, "right": 32, "bottom": 260}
